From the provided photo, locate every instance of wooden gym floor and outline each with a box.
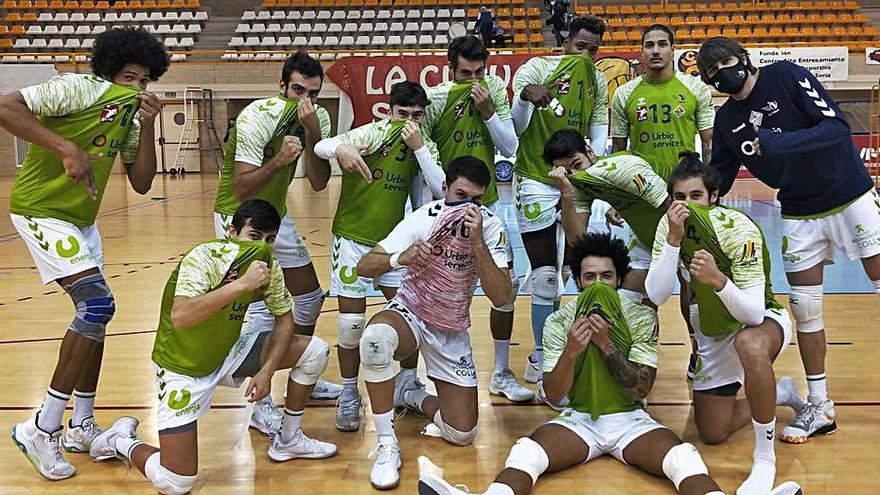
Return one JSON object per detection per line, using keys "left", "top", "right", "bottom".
{"left": 0, "top": 174, "right": 877, "bottom": 494}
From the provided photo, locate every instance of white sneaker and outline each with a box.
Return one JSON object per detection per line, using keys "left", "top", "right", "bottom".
{"left": 89, "top": 416, "right": 139, "bottom": 462}
{"left": 770, "top": 481, "right": 803, "bottom": 495}
{"left": 11, "top": 418, "right": 75, "bottom": 480}
{"left": 780, "top": 398, "right": 837, "bottom": 444}
{"left": 535, "top": 380, "right": 568, "bottom": 412}
{"left": 310, "top": 379, "right": 343, "bottom": 400}
{"left": 62, "top": 416, "right": 103, "bottom": 453}
{"left": 775, "top": 376, "right": 807, "bottom": 410}
{"left": 268, "top": 428, "right": 337, "bottom": 461}
{"left": 523, "top": 355, "right": 541, "bottom": 384}
{"left": 489, "top": 369, "right": 535, "bottom": 402}
{"left": 335, "top": 388, "right": 362, "bottom": 432}
{"left": 369, "top": 438, "right": 401, "bottom": 490}
{"left": 418, "top": 473, "right": 472, "bottom": 495}
{"left": 250, "top": 396, "right": 282, "bottom": 437}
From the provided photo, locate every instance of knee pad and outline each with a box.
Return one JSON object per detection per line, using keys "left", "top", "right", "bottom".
{"left": 618, "top": 288, "right": 644, "bottom": 303}
{"left": 492, "top": 274, "right": 520, "bottom": 313}
{"left": 661, "top": 443, "right": 709, "bottom": 490}
{"left": 65, "top": 273, "right": 115, "bottom": 343}
{"left": 432, "top": 410, "right": 478, "bottom": 446}
{"left": 530, "top": 266, "right": 558, "bottom": 305}
{"left": 359, "top": 323, "right": 399, "bottom": 383}
{"left": 503, "top": 437, "right": 550, "bottom": 485}
{"left": 788, "top": 285, "right": 824, "bottom": 333}
{"left": 290, "top": 336, "right": 330, "bottom": 386}
{"left": 293, "top": 288, "right": 325, "bottom": 327}
{"left": 144, "top": 452, "right": 197, "bottom": 495}
{"left": 337, "top": 313, "right": 366, "bottom": 350}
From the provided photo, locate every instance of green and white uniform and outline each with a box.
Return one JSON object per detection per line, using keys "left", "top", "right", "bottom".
{"left": 212, "top": 95, "right": 331, "bottom": 268}
{"left": 328, "top": 119, "right": 440, "bottom": 298}
{"left": 568, "top": 151, "right": 669, "bottom": 269}
{"left": 151, "top": 239, "right": 292, "bottom": 430}
{"left": 611, "top": 73, "right": 714, "bottom": 180}
{"left": 543, "top": 282, "right": 665, "bottom": 462}
{"left": 651, "top": 203, "right": 792, "bottom": 391}
{"left": 10, "top": 73, "right": 143, "bottom": 283}
{"left": 511, "top": 54, "right": 608, "bottom": 233}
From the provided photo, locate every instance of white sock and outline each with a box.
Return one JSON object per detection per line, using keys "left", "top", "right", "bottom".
{"left": 737, "top": 418, "right": 777, "bottom": 495}
{"left": 281, "top": 408, "right": 303, "bottom": 441}
{"left": 752, "top": 418, "right": 776, "bottom": 464}
{"left": 36, "top": 388, "right": 70, "bottom": 433}
{"left": 485, "top": 482, "right": 515, "bottom": 495}
{"left": 341, "top": 376, "right": 358, "bottom": 392}
{"left": 806, "top": 373, "right": 828, "bottom": 403}
{"left": 71, "top": 390, "right": 96, "bottom": 427}
{"left": 403, "top": 389, "right": 430, "bottom": 413}
{"left": 114, "top": 436, "right": 143, "bottom": 461}
{"left": 373, "top": 410, "right": 396, "bottom": 442}
{"left": 493, "top": 339, "right": 510, "bottom": 372}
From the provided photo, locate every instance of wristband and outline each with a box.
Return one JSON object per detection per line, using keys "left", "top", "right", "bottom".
{"left": 389, "top": 252, "right": 402, "bottom": 269}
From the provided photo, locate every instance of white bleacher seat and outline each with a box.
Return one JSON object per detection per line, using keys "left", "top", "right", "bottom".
{"left": 434, "top": 34, "right": 448, "bottom": 45}
{"left": 59, "top": 25, "right": 74, "bottom": 35}
{"left": 389, "top": 22, "right": 404, "bottom": 32}
{"left": 65, "top": 38, "right": 81, "bottom": 48}
{"left": 242, "top": 11, "right": 257, "bottom": 21}
{"left": 277, "top": 35, "right": 291, "bottom": 46}
{"left": 118, "top": 12, "right": 134, "bottom": 22}
{"left": 358, "top": 23, "right": 373, "bottom": 33}
{"left": 93, "top": 25, "right": 106, "bottom": 34}
{"left": 221, "top": 52, "right": 237, "bottom": 60}
{"left": 164, "top": 37, "right": 178, "bottom": 48}
{"left": 324, "top": 35, "right": 339, "bottom": 47}
{"left": 347, "top": 10, "right": 361, "bottom": 19}
{"left": 104, "top": 12, "right": 118, "bottom": 22}
{"left": 76, "top": 25, "right": 90, "bottom": 35}
{"left": 134, "top": 12, "right": 148, "bottom": 22}
{"left": 422, "top": 9, "right": 436, "bottom": 19}
{"left": 313, "top": 22, "right": 328, "bottom": 32}
{"left": 320, "top": 52, "right": 337, "bottom": 60}
{"left": 255, "top": 53, "right": 270, "bottom": 61}
{"left": 19, "top": 56, "right": 37, "bottom": 62}
{"left": 186, "top": 24, "right": 201, "bottom": 34}
{"left": 371, "top": 35, "right": 385, "bottom": 45}
{"left": 391, "top": 10, "right": 405, "bottom": 19}
{"left": 342, "top": 22, "right": 357, "bottom": 32}
{"left": 250, "top": 23, "right": 266, "bottom": 33}
{"left": 171, "top": 53, "right": 186, "bottom": 62}
{"left": 13, "top": 39, "right": 29, "bottom": 49}
{"left": 2, "top": 56, "right": 17, "bottom": 62}
{"left": 297, "top": 24, "right": 312, "bottom": 34}
{"left": 75, "top": 54, "right": 88, "bottom": 61}
{"left": 287, "top": 11, "right": 301, "bottom": 20}
{"left": 229, "top": 36, "right": 245, "bottom": 47}
{"left": 256, "top": 11, "right": 271, "bottom": 20}
{"left": 270, "top": 53, "right": 284, "bottom": 60}
{"left": 308, "top": 36, "right": 322, "bottom": 47}
{"left": 362, "top": 10, "right": 376, "bottom": 20}
{"left": 70, "top": 13, "right": 85, "bottom": 22}
{"left": 272, "top": 10, "right": 286, "bottom": 20}
{"left": 194, "top": 11, "right": 207, "bottom": 22}
{"left": 171, "top": 24, "right": 186, "bottom": 34}
{"left": 55, "top": 12, "right": 69, "bottom": 22}
{"left": 339, "top": 35, "right": 354, "bottom": 47}
{"left": 404, "top": 22, "right": 419, "bottom": 31}
{"left": 148, "top": 12, "right": 163, "bottom": 22}
{"left": 302, "top": 11, "right": 316, "bottom": 20}
{"left": 387, "top": 35, "right": 401, "bottom": 45}
{"left": 418, "top": 34, "right": 432, "bottom": 45}
{"left": 420, "top": 21, "right": 434, "bottom": 31}
{"left": 85, "top": 12, "right": 101, "bottom": 22}
{"left": 31, "top": 39, "right": 48, "bottom": 49}
{"left": 157, "top": 24, "right": 171, "bottom": 34}
{"left": 406, "top": 10, "right": 420, "bottom": 19}
{"left": 54, "top": 55, "right": 70, "bottom": 62}
{"left": 179, "top": 11, "right": 194, "bottom": 21}
{"left": 374, "top": 21, "right": 388, "bottom": 32}
{"left": 143, "top": 24, "right": 155, "bottom": 32}
{"left": 452, "top": 9, "right": 466, "bottom": 18}
{"left": 164, "top": 12, "right": 179, "bottom": 21}
{"left": 293, "top": 35, "right": 307, "bottom": 45}
{"left": 245, "top": 36, "right": 260, "bottom": 46}
{"left": 377, "top": 10, "right": 391, "bottom": 19}
{"left": 111, "top": 24, "right": 124, "bottom": 29}
{"left": 237, "top": 53, "right": 253, "bottom": 60}
{"left": 179, "top": 37, "right": 195, "bottom": 48}
{"left": 266, "top": 23, "right": 282, "bottom": 32}
{"left": 282, "top": 23, "right": 296, "bottom": 32}
{"left": 402, "top": 34, "right": 417, "bottom": 46}
{"left": 331, "top": 10, "right": 345, "bottom": 20}
{"left": 328, "top": 22, "right": 343, "bottom": 32}
{"left": 26, "top": 25, "right": 41, "bottom": 34}
{"left": 355, "top": 35, "right": 370, "bottom": 46}
{"left": 317, "top": 10, "right": 331, "bottom": 20}
{"left": 260, "top": 36, "right": 275, "bottom": 46}
{"left": 36, "top": 55, "right": 52, "bottom": 61}
{"left": 436, "top": 21, "right": 450, "bottom": 32}
{"left": 44, "top": 25, "right": 59, "bottom": 34}
{"left": 37, "top": 12, "right": 53, "bottom": 22}
{"left": 437, "top": 9, "right": 451, "bottom": 18}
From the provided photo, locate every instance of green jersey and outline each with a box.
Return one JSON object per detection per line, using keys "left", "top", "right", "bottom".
{"left": 332, "top": 119, "right": 438, "bottom": 246}
{"left": 513, "top": 55, "right": 607, "bottom": 185}
{"left": 152, "top": 239, "right": 292, "bottom": 378}
{"left": 611, "top": 73, "right": 715, "bottom": 180}
{"left": 652, "top": 203, "right": 781, "bottom": 338}
{"left": 213, "top": 95, "right": 331, "bottom": 217}
{"left": 10, "top": 73, "right": 142, "bottom": 227}
{"left": 569, "top": 151, "right": 669, "bottom": 248}
{"left": 543, "top": 281, "right": 658, "bottom": 420}
{"left": 424, "top": 75, "right": 510, "bottom": 206}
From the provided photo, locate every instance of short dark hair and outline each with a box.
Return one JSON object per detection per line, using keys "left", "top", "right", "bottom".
{"left": 90, "top": 27, "right": 170, "bottom": 81}
{"left": 667, "top": 151, "right": 722, "bottom": 202}
{"left": 544, "top": 129, "right": 588, "bottom": 164}
{"left": 569, "top": 232, "right": 631, "bottom": 286}
{"left": 569, "top": 14, "right": 606, "bottom": 39}
{"left": 642, "top": 24, "right": 674, "bottom": 45}
{"left": 281, "top": 50, "right": 324, "bottom": 85}
{"left": 445, "top": 156, "right": 491, "bottom": 188}
{"left": 389, "top": 81, "right": 429, "bottom": 108}
{"left": 448, "top": 35, "right": 490, "bottom": 68}
{"left": 696, "top": 36, "right": 756, "bottom": 85}
{"left": 231, "top": 199, "right": 282, "bottom": 234}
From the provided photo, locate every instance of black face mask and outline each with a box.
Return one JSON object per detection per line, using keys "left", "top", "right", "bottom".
{"left": 709, "top": 62, "right": 749, "bottom": 94}
{"left": 445, "top": 198, "right": 482, "bottom": 208}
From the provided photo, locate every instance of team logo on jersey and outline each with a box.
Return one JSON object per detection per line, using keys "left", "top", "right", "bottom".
{"left": 674, "top": 105, "right": 686, "bottom": 118}
{"left": 100, "top": 104, "right": 119, "bottom": 122}
{"left": 372, "top": 168, "right": 384, "bottom": 180}
{"left": 762, "top": 100, "right": 780, "bottom": 116}
{"left": 452, "top": 355, "right": 476, "bottom": 378}
{"left": 453, "top": 130, "right": 464, "bottom": 143}
{"left": 749, "top": 110, "right": 763, "bottom": 127}
{"left": 92, "top": 134, "right": 107, "bottom": 147}
{"left": 636, "top": 97, "right": 648, "bottom": 121}
{"left": 631, "top": 174, "right": 648, "bottom": 193}
{"left": 557, "top": 78, "right": 571, "bottom": 95}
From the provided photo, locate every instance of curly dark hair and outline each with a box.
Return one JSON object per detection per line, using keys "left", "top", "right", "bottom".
{"left": 569, "top": 232, "right": 631, "bottom": 287}
{"left": 281, "top": 50, "right": 324, "bottom": 85}
{"left": 569, "top": 14, "right": 606, "bottom": 39}
{"left": 667, "top": 151, "right": 722, "bottom": 203}
{"left": 90, "top": 27, "right": 170, "bottom": 81}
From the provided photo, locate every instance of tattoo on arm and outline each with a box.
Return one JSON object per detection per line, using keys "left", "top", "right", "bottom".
{"left": 602, "top": 346, "right": 656, "bottom": 400}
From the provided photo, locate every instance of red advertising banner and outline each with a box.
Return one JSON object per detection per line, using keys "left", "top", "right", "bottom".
{"left": 326, "top": 52, "right": 641, "bottom": 128}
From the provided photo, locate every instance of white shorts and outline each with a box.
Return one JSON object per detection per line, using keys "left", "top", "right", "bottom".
{"left": 782, "top": 189, "right": 880, "bottom": 273}
{"left": 383, "top": 299, "right": 477, "bottom": 388}
{"left": 548, "top": 408, "right": 666, "bottom": 463}
{"left": 214, "top": 211, "right": 311, "bottom": 269}
{"left": 514, "top": 175, "right": 560, "bottom": 234}
{"left": 690, "top": 305, "right": 793, "bottom": 392}
{"left": 330, "top": 234, "right": 403, "bottom": 298}
{"left": 10, "top": 214, "right": 103, "bottom": 284}
{"left": 487, "top": 202, "right": 514, "bottom": 264}
{"left": 154, "top": 328, "right": 264, "bottom": 431}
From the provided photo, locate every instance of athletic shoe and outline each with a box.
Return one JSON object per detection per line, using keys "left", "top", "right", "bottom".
{"left": 523, "top": 355, "right": 541, "bottom": 384}
{"left": 686, "top": 353, "right": 697, "bottom": 381}
{"left": 267, "top": 428, "right": 337, "bottom": 461}
{"left": 250, "top": 396, "right": 282, "bottom": 437}
{"left": 770, "top": 481, "right": 803, "bottom": 495}
{"left": 310, "top": 379, "right": 343, "bottom": 400}
{"left": 369, "top": 437, "right": 401, "bottom": 490}
{"left": 62, "top": 416, "right": 103, "bottom": 453}
{"left": 335, "top": 388, "right": 362, "bottom": 432}
{"left": 418, "top": 473, "right": 472, "bottom": 495}
{"left": 780, "top": 398, "right": 836, "bottom": 444}
{"left": 11, "top": 418, "right": 75, "bottom": 480}
{"left": 89, "top": 416, "right": 139, "bottom": 462}
{"left": 535, "top": 380, "right": 568, "bottom": 412}
{"left": 489, "top": 368, "right": 535, "bottom": 402}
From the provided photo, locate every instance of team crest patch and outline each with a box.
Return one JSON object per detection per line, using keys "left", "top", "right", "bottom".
{"left": 557, "top": 78, "right": 571, "bottom": 95}
{"left": 674, "top": 105, "right": 686, "bottom": 118}
{"left": 454, "top": 102, "right": 465, "bottom": 119}
{"left": 636, "top": 98, "right": 648, "bottom": 122}
{"left": 100, "top": 104, "right": 119, "bottom": 122}
{"left": 741, "top": 241, "right": 757, "bottom": 262}
{"left": 631, "top": 173, "right": 647, "bottom": 193}
{"left": 749, "top": 110, "right": 763, "bottom": 127}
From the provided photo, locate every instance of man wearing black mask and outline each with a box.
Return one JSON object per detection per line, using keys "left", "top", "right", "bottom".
{"left": 698, "top": 36, "right": 880, "bottom": 448}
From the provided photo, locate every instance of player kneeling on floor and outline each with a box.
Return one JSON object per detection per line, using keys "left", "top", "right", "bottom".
{"left": 91, "top": 199, "right": 336, "bottom": 495}
{"left": 419, "top": 232, "right": 802, "bottom": 495}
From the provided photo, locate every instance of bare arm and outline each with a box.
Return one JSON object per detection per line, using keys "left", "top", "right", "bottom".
{"left": 549, "top": 167, "right": 588, "bottom": 245}
{"left": 699, "top": 128, "right": 713, "bottom": 162}
{"left": 124, "top": 92, "right": 162, "bottom": 195}
{"left": 599, "top": 347, "right": 657, "bottom": 400}
{"left": 473, "top": 241, "right": 511, "bottom": 308}
{"left": 259, "top": 311, "right": 295, "bottom": 373}
{"left": 357, "top": 241, "right": 434, "bottom": 279}
{"left": 232, "top": 135, "right": 302, "bottom": 202}
{"left": 543, "top": 315, "right": 591, "bottom": 404}
{"left": 299, "top": 99, "right": 331, "bottom": 192}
